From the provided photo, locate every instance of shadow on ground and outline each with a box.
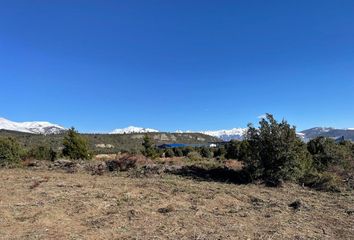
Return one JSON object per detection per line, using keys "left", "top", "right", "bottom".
{"left": 169, "top": 166, "right": 250, "bottom": 184}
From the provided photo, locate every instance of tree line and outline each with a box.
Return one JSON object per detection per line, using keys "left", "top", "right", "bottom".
{"left": 0, "top": 127, "right": 90, "bottom": 167}
{"left": 142, "top": 114, "right": 354, "bottom": 190}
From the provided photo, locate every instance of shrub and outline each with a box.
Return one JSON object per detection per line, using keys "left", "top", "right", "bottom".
{"left": 106, "top": 156, "right": 137, "bottom": 171}
{"left": 62, "top": 128, "right": 91, "bottom": 160}
{"left": 173, "top": 148, "right": 183, "bottom": 157}
{"left": 241, "top": 114, "right": 313, "bottom": 185}
{"left": 306, "top": 137, "right": 354, "bottom": 190}
{"left": 213, "top": 146, "right": 226, "bottom": 159}
{"left": 187, "top": 151, "right": 202, "bottom": 161}
{"left": 200, "top": 147, "right": 213, "bottom": 158}
{"left": 27, "top": 145, "right": 57, "bottom": 161}
{"left": 182, "top": 146, "right": 194, "bottom": 156}
{"left": 301, "top": 172, "right": 341, "bottom": 192}
{"left": 0, "top": 137, "right": 21, "bottom": 167}
{"left": 165, "top": 148, "right": 175, "bottom": 158}
{"left": 307, "top": 137, "right": 352, "bottom": 171}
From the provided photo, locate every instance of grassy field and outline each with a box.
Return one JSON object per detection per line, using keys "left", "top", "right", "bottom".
{"left": 0, "top": 165, "right": 353, "bottom": 240}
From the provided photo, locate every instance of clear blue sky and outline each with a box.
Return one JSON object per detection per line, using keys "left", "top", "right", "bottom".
{"left": 0, "top": 1, "right": 353, "bottom": 132}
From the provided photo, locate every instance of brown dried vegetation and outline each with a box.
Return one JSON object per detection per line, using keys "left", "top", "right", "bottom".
{"left": 0, "top": 167, "right": 353, "bottom": 240}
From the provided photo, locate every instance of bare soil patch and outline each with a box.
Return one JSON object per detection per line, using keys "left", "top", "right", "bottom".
{"left": 0, "top": 168, "right": 353, "bottom": 240}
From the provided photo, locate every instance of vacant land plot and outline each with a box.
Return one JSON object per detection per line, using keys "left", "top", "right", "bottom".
{"left": 0, "top": 168, "right": 353, "bottom": 240}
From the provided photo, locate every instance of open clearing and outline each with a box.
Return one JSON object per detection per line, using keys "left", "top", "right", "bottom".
{"left": 0, "top": 168, "right": 353, "bottom": 240}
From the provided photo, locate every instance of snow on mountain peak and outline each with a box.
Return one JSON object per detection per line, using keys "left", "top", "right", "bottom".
{"left": 0, "top": 117, "right": 65, "bottom": 135}
{"left": 110, "top": 126, "right": 247, "bottom": 140}
{"left": 313, "top": 127, "right": 334, "bottom": 132}
{"left": 174, "top": 128, "right": 247, "bottom": 141}
{"left": 200, "top": 128, "right": 247, "bottom": 141}
{"left": 111, "top": 126, "right": 159, "bottom": 134}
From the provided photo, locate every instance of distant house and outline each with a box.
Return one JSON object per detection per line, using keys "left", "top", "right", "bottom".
{"left": 210, "top": 142, "right": 229, "bottom": 147}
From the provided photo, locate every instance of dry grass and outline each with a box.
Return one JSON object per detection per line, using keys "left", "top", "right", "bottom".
{"left": 0, "top": 168, "right": 353, "bottom": 240}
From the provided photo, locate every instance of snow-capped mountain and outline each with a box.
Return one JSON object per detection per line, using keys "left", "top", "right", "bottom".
{"left": 300, "top": 127, "right": 354, "bottom": 141}
{"left": 178, "top": 127, "right": 354, "bottom": 141}
{"left": 176, "top": 128, "right": 247, "bottom": 141}
{"left": 3, "top": 117, "right": 350, "bottom": 141}
{"left": 200, "top": 128, "right": 247, "bottom": 141}
{"left": 111, "top": 126, "right": 159, "bottom": 134}
{"left": 110, "top": 126, "right": 246, "bottom": 140}
{"left": 0, "top": 118, "right": 65, "bottom": 135}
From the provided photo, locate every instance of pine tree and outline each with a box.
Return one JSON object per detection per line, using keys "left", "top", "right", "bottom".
{"left": 62, "top": 128, "right": 91, "bottom": 160}
{"left": 142, "top": 134, "right": 157, "bottom": 158}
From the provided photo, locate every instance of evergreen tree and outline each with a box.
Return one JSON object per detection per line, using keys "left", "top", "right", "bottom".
{"left": 142, "top": 134, "right": 157, "bottom": 158}
{"left": 62, "top": 128, "right": 91, "bottom": 160}
{"left": 242, "top": 114, "right": 312, "bottom": 185}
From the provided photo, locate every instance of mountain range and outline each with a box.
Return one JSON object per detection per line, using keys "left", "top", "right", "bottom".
{"left": 0, "top": 118, "right": 65, "bottom": 135}
{"left": 299, "top": 127, "right": 354, "bottom": 141}
{"left": 111, "top": 126, "right": 159, "bottom": 134}
{"left": 0, "top": 118, "right": 353, "bottom": 141}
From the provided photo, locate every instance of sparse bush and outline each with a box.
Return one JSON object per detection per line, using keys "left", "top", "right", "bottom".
{"left": 106, "top": 156, "right": 137, "bottom": 171}
{"left": 62, "top": 128, "right": 91, "bottom": 160}
{"left": 164, "top": 148, "right": 175, "bottom": 158}
{"left": 213, "top": 146, "right": 226, "bottom": 159}
{"left": 0, "top": 137, "right": 21, "bottom": 167}
{"left": 301, "top": 172, "right": 341, "bottom": 192}
{"left": 306, "top": 137, "right": 354, "bottom": 190}
{"left": 187, "top": 151, "right": 202, "bottom": 161}
{"left": 173, "top": 148, "right": 183, "bottom": 157}
{"left": 191, "top": 159, "right": 224, "bottom": 170}
{"left": 182, "top": 146, "right": 194, "bottom": 156}
{"left": 307, "top": 137, "right": 352, "bottom": 171}
{"left": 200, "top": 147, "right": 213, "bottom": 158}
{"left": 86, "top": 162, "right": 106, "bottom": 175}
{"left": 27, "top": 145, "right": 57, "bottom": 161}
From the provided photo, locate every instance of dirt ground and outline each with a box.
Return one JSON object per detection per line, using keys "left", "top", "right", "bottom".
{"left": 0, "top": 168, "right": 353, "bottom": 240}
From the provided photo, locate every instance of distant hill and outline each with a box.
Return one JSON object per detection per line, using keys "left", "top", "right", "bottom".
{"left": 1, "top": 117, "right": 353, "bottom": 143}
{"left": 0, "top": 130, "right": 220, "bottom": 153}
{"left": 198, "top": 127, "right": 354, "bottom": 142}
{"left": 299, "top": 127, "right": 354, "bottom": 141}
